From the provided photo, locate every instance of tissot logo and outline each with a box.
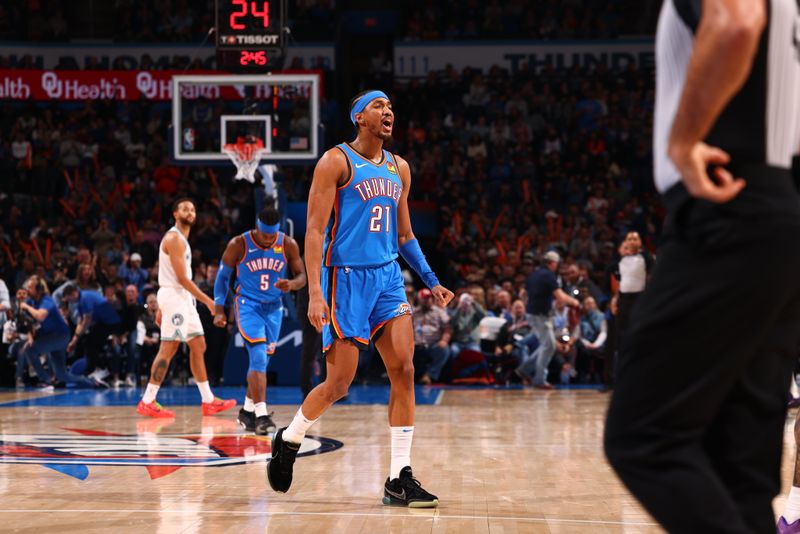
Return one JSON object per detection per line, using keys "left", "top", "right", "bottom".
{"left": 220, "top": 34, "right": 280, "bottom": 45}
{"left": 0, "top": 428, "right": 342, "bottom": 480}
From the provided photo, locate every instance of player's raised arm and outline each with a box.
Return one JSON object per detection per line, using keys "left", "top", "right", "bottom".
{"left": 213, "top": 235, "right": 245, "bottom": 327}
{"left": 274, "top": 235, "right": 307, "bottom": 292}
{"left": 164, "top": 232, "right": 215, "bottom": 312}
{"left": 394, "top": 155, "right": 454, "bottom": 308}
{"left": 305, "top": 148, "right": 348, "bottom": 331}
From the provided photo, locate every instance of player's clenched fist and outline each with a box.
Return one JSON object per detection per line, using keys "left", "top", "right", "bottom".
{"left": 308, "top": 294, "right": 331, "bottom": 333}
{"left": 431, "top": 285, "right": 454, "bottom": 308}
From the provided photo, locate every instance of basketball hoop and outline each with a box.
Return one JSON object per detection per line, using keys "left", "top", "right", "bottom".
{"left": 223, "top": 137, "right": 269, "bottom": 183}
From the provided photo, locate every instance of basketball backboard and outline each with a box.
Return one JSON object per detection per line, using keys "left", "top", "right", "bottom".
{"left": 171, "top": 73, "right": 320, "bottom": 164}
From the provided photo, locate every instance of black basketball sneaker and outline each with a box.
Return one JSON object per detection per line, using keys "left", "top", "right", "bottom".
{"left": 255, "top": 413, "right": 277, "bottom": 435}
{"left": 383, "top": 466, "right": 439, "bottom": 508}
{"left": 237, "top": 408, "right": 255, "bottom": 432}
{"left": 267, "top": 428, "right": 300, "bottom": 493}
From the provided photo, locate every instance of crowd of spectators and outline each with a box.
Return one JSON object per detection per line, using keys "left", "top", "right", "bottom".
{"left": 0, "top": 10, "right": 660, "bottom": 386}
{"left": 356, "top": 59, "right": 658, "bottom": 386}
{"left": 400, "top": 0, "right": 656, "bottom": 41}
{"left": 0, "top": 1, "right": 656, "bottom": 43}
{"left": 384, "top": 60, "right": 660, "bottom": 301}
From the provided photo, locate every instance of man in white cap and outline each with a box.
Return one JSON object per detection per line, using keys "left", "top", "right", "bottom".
{"left": 516, "top": 250, "right": 579, "bottom": 389}
{"left": 120, "top": 252, "right": 149, "bottom": 291}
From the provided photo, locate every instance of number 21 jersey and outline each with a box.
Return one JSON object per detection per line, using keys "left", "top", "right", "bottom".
{"left": 323, "top": 143, "right": 402, "bottom": 267}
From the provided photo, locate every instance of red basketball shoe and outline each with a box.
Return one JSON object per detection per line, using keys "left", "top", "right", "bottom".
{"left": 136, "top": 400, "right": 175, "bottom": 418}
{"left": 201, "top": 397, "right": 237, "bottom": 416}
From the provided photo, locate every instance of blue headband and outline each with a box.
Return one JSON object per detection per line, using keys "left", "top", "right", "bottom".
{"left": 257, "top": 220, "right": 279, "bottom": 234}
{"left": 350, "top": 90, "right": 389, "bottom": 125}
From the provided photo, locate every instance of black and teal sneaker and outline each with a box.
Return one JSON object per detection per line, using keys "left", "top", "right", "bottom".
{"left": 383, "top": 466, "right": 439, "bottom": 508}
{"left": 267, "top": 428, "right": 300, "bottom": 493}
{"left": 237, "top": 408, "right": 255, "bottom": 432}
{"left": 255, "top": 413, "right": 277, "bottom": 436}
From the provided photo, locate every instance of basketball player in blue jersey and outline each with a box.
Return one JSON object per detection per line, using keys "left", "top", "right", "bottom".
{"left": 268, "top": 90, "right": 454, "bottom": 507}
{"left": 213, "top": 206, "right": 306, "bottom": 436}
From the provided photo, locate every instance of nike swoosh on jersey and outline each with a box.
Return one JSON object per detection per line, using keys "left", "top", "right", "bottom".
{"left": 355, "top": 162, "right": 368, "bottom": 168}
{"left": 249, "top": 248, "right": 258, "bottom": 253}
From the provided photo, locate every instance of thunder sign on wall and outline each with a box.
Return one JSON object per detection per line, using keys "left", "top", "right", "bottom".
{"left": 394, "top": 40, "right": 654, "bottom": 77}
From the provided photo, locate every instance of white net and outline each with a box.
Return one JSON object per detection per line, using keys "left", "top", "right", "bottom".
{"left": 222, "top": 140, "right": 269, "bottom": 183}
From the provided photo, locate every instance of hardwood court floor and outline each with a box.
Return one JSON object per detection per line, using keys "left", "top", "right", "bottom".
{"left": 0, "top": 387, "right": 796, "bottom": 533}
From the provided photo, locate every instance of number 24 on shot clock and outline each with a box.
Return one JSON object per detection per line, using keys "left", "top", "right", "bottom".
{"left": 215, "top": 0, "right": 286, "bottom": 49}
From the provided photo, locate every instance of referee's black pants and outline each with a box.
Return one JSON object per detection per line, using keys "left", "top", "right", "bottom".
{"left": 605, "top": 291, "right": 642, "bottom": 387}
{"left": 605, "top": 166, "right": 800, "bottom": 534}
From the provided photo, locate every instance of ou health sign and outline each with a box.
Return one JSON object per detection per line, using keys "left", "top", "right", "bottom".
{"left": 0, "top": 69, "right": 218, "bottom": 101}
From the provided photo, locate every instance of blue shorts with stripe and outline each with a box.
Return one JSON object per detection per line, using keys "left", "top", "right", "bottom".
{"left": 234, "top": 295, "right": 283, "bottom": 354}
{"left": 322, "top": 260, "right": 412, "bottom": 353}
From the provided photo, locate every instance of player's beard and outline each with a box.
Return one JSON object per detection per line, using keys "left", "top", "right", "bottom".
{"left": 176, "top": 215, "right": 195, "bottom": 227}
{"left": 377, "top": 131, "right": 393, "bottom": 144}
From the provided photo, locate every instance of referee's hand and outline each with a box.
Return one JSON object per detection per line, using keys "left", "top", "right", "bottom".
{"left": 669, "top": 142, "right": 746, "bottom": 203}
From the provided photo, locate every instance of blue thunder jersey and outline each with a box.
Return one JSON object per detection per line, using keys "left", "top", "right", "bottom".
{"left": 323, "top": 143, "right": 402, "bottom": 267}
{"left": 235, "top": 231, "right": 288, "bottom": 303}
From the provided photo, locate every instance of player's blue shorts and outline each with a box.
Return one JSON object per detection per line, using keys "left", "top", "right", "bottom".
{"left": 322, "top": 260, "right": 412, "bottom": 353}
{"left": 234, "top": 295, "right": 283, "bottom": 355}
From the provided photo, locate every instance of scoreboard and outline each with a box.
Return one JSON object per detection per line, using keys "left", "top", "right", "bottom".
{"left": 215, "top": 0, "right": 287, "bottom": 71}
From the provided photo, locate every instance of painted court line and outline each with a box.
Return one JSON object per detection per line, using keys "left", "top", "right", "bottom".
{"left": 0, "top": 391, "right": 65, "bottom": 407}
{"left": 0, "top": 508, "right": 658, "bottom": 526}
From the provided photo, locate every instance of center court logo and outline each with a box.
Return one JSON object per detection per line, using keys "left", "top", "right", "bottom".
{"left": 0, "top": 427, "right": 342, "bottom": 480}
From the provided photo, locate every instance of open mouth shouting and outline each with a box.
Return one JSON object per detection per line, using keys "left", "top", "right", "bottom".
{"left": 381, "top": 116, "right": 394, "bottom": 133}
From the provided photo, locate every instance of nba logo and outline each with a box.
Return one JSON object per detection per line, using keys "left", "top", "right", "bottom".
{"left": 183, "top": 128, "right": 195, "bottom": 151}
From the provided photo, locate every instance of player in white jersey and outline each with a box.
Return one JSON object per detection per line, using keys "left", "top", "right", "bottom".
{"left": 136, "top": 198, "right": 236, "bottom": 418}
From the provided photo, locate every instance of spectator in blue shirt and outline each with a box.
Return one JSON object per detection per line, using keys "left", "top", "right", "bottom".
{"left": 118, "top": 253, "right": 149, "bottom": 291}
{"left": 11, "top": 276, "right": 97, "bottom": 388}
{"left": 63, "top": 284, "right": 121, "bottom": 381}
{"left": 516, "top": 251, "right": 580, "bottom": 389}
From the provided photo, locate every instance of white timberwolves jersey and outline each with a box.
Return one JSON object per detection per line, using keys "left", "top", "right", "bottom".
{"left": 158, "top": 227, "right": 192, "bottom": 290}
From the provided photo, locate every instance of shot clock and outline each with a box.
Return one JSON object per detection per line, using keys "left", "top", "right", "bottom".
{"left": 215, "top": 0, "right": 287, "bottom": 71}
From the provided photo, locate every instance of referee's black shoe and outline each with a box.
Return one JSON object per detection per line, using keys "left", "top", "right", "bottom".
{"left": 237, "top": 408, "right": 255, "bottom": 432}
{"left": 383, "top": 466, "right": 439, "bottom": 508}
{"left": 267, "top": 428, "right": 300, "bottom": 493}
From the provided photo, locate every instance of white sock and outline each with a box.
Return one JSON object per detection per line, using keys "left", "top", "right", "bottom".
{"left": 283, "top": 407, "right": 317, "bottom": 444}
{"left": 255, "top": 402, "right": 267, "bottom": 418}
{"left": 390, "top": 426, "right": 414, "bottom": 480}
{"left": 197, "top": 381, "right": 214, "bottom": 403}
{"left": 244, "top": 396, "right": 255, "bottom": 412}
{"left": 784, "top": 486, "right": 800, "bottom": 522}
{"left": 142, "top": 383, "right": 160, "bottom": 404}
